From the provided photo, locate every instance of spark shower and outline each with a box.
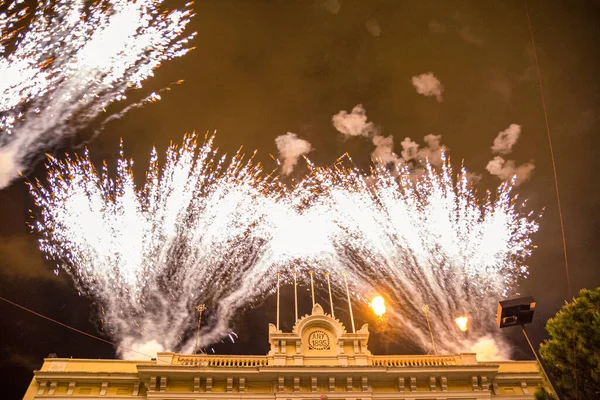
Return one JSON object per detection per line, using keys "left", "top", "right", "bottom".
{"left": 29, "top": 134, "right": 539, "bottom": 360}
{"left": 0, "top": 0, "right": 194, "bottom": 188}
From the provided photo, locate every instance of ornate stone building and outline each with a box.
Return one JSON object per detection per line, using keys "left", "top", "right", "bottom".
{"left": 24, "top": 304, "right": 543, "bottom": 399}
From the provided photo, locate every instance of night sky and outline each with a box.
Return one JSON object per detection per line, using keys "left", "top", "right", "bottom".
{"left": 2, "top": 1, "right": 600, "bottom": 398}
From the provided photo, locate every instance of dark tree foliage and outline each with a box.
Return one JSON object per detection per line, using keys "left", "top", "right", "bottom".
{"left": 539, "top": 287, "right": 600, "bottom": 400}
{"left": 534, "top": 385, "right": 556, "bottom": 399}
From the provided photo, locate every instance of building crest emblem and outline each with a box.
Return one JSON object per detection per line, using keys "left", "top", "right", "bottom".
{"left": 308, "top": 330, "right": 330, "bottom": 350}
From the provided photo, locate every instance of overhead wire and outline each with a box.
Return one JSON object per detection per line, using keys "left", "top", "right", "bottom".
{"left": 524, "top": 2, "right": 576, "bottom": 398}
{"left": 524, "top": 0, "right": 572, "bottom": 300}
{"left": 0, "top": 295, "right": 171, "bottom": 365}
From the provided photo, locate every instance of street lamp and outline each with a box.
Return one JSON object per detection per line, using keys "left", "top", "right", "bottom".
{"left": 497, "top": 297, "right": 561, "bottom": 400}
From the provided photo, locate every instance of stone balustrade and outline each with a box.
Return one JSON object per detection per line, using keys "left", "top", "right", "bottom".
{"left": 175, "top": 353, "right": 463, "bottom": 368}
{"left": 176, "top": 354, "right": 268, "bottom": 367}
{"left": 371, "top": 355, "right": 458, "bottom": 367}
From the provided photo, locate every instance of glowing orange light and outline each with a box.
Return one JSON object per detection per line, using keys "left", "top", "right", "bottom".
{"left": 370, "top": 295, "right": 386, "bottom": 317}
{"left": 455, "top": 316, "right": 468, "bottom": 332}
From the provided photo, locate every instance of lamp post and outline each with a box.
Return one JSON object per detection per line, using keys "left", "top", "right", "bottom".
{"left": 193, "top": 304, "right": 207, "bottom": 354}
{"left": 497, "top": 297, "right": 562, "bottom": 400}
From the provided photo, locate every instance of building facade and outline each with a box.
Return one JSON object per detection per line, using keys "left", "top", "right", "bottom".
{"left": 24, "top": 303, "right": 543, "bottom": 399}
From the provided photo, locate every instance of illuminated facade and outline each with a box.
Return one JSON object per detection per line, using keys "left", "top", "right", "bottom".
{"left": 24, "top": 304, "right": 543, "bottom": 399}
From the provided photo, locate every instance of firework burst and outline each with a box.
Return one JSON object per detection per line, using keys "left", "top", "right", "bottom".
{"left": 30, "top": 134, "right": 280, "bottom": 357}
{"left": 295, "top": 157, "right": 539, "bottom": 358}
{"left": 30, "top": 136, "right": 539, "bottom": 359}
{"left": 0, "top": 0, "right": 195, "bottom": 188}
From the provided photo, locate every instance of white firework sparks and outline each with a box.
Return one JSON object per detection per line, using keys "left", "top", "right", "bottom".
{"left": 30, "top": 134, "right": 280, "bottom": 358}
{"left": 0, "top": 0, "right": 195, "bottom": 188}
{"left": 295, "top": 156, "right": 539, "bottom": 359}
{"left": 29, "top": 136, "right": 539, "bottom": 359}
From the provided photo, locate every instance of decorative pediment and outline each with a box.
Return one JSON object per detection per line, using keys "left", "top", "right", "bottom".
{"left": 292, "top": 303, "right": 347, "bottom": 340}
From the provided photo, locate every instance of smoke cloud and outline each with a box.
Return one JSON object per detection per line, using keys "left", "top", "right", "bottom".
{"left": 332, "top": 105, "right": 446, "bottom": 170}
{"left": 400, "top": 135, "right": 446, "bottom": 168}
{"left": 275, "top": 132, "right": 313, "bottom": 175}
{"left": 411, "top": 72, "right": 444, "bottom": 102}
{"left": 365, "top": 18, "right": 382, "bottom": 37}
{"left": 470, "top": 336, "right": 510, "bottom": 361}
{"left": 486, "top": 157, "right": 535, "bottom": 186}
{"left": 121, "top": 339, "right": 165, "bottom": 360}
{"left": 332, "top": 104, "right": 375, "bottom": 137}
{"left": 491, "top": 124, "right": 521, "bottom": 155}
{"left": 371, "top": 134, "right": 400, "bottom": 165}
{"left": 486, "top": 124, "right": 535, "bottom": 185}
{"left": 323, "top": 0, "right": 341, "bottom": 15}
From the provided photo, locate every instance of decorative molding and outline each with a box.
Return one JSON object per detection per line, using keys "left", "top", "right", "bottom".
{"left": 239, "top": 377, "right": 246, "bottom": 392}
{"left": 521, "top": 381, "right": 530, "bottom": 395}
{"left": 329, "top": 376, "right": 335, "bottom": 392}
{"left": 471, "top": 376, "right": 479, "bottom": 391}
{"left": 361, "top": 376, "right": 368, "bottom": 391}
{"left": 277, "top": 376, "right": 284, "bottom": 392}
{"left": 100, "top": 382, "right": 108, "bottom": 396}
{"left": 309, "top": 330, "right": 331, "bottom": 350}
{"left": 281, "top": 340, "right": 287, "bottom": 354}
{"left": 346, "top": 376, "right": 353, "bottom": 391}
{"left": 398, "top": 376, "right": 405, "bottom": 392}
{"left": 292, "top": 306, "right": 347, "bottom": 338}
{"left": 67, "top": 381, "right": 76, "bottom": 396}
{"left": 149, "top": 377, "right": 157, "bottom": 392}
{"left": 410, "top": 376, "right": 417, "bottom": 392}
{"left": 492, "top": 382, "right": 499, "bottom": 394}
{"left": 37, "top": 381, "right": 48, "bottom": 395}
{"left": 48, "top": 381, "right": 57, "bottom": 396}
{"left": 429, "top": 376, "right": 436, "bottom": 391}
{"left": 206, "top": 376, "right": 212, "bottom": 392}
{"left": 441, "top": 376, "right": 448, "bottom": 391}
{"left": 132, "top": 382, "right": 140, "bottom": 396}
{"left": 193, "top": 377, "right": 200, "bottom": 392}
{"left": 480, "top": 376, "right": 489, "bottom": 391}
{"left": 159, "top": 376, "right": 167, "bottom": 392}
{"left": 294, "top": 376, "right": 300, "bottom": 392}
{"left": 227, "top": 377, "right": 233, "bottom": 392}
{"left": 311, "top": 376, "right": 317, "bottom": 392}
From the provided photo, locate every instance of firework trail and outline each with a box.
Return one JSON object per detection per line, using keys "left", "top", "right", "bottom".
{"left": 0, "top": 0, "right": 195, "bottom": 188}
{"left": 30, "top": 135, "right": 538, "bottom": 359}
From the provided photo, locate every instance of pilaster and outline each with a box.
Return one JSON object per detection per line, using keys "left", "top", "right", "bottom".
{"left": 67, "top": 381, "right": 76, "bottom": 396}
{"left": 410, "top": 376, "right": 417, "bottom": 392}
{"left": 48, "top": 381, "right": 57, "bottom": 396}
{"left": 521, "top": 381, "right": 530, "bottom": 394}
{"left": 37, "top": 381, "right": 48, "bottom": 396}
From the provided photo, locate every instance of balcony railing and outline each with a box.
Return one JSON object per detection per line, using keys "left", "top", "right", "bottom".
{"left": 371, "top": 355, "right": 458, "bottom": 367}
{"left": 173, "top": 353, "right": 464, "bottom": 368}
{"left": 176, "top": 355, "right": 268, "bottom": 367}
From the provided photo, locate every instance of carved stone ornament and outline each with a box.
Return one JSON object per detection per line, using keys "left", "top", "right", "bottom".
{"left": 308, "top": 330, "right": 330, "bottom": 350}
